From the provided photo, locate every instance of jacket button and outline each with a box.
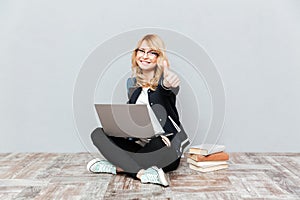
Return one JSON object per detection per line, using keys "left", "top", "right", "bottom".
{"left": 159, "top": 119, "right": 162, "bottom": 121}
{"left": 150, "top": 103, "right": 153, "bottom": 106}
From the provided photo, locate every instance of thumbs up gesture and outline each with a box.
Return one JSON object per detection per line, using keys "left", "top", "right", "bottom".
{"left": 162, "top": 60, "right": 180, "bottom": 88}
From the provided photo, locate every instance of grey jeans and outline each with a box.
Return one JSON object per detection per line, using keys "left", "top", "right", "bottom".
{"left": 91, "top": 127, "right": 190, "bottom": 174}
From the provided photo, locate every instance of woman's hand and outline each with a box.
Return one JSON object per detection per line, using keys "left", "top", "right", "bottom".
{"left": 162, "top": 60, "right": 180, "bottom": 88}
{"left": 160, "top": 135, "right": 171, "bottom": 147}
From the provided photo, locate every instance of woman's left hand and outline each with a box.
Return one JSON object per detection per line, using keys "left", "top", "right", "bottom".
{"left": 160, "top": 135, "right": 171, "bottom": 147}
{"left": 162, "top": 60, "right": 180, "bottom": 88}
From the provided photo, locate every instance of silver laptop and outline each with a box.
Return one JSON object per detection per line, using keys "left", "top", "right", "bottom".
{"left": 94, "top": 104, "right": 165, "bottom": 138}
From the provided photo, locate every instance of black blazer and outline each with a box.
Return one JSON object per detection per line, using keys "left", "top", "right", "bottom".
{"left": 126, "top": 76, "right": 180, "bottom": 134}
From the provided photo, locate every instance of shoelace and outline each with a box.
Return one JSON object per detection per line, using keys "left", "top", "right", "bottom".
{"left": 94, "top": 161, "right": 111, "bottom": 172}
{"left": 144, "top": 169, "right": 159, "bottom": 182}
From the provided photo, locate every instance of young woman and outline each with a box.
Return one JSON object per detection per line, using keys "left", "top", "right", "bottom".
{"left": 87, "top": 34, "right": 189, "bottom": 186}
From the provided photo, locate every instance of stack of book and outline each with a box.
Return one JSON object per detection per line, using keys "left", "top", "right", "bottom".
{"left": 187, "top": 144, "right": 229, "bottom": 172}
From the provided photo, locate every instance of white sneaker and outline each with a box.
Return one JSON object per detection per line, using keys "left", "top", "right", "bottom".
{"left": 140, "top": 166, "right": 169, "bottom": 187}
{"left": 87, "top": 158, "right": 117, "bottom": 174}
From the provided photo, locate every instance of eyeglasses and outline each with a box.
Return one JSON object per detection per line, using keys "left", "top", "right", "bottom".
{"left": 135, "top": 48, "right": 159, "bottom": 59}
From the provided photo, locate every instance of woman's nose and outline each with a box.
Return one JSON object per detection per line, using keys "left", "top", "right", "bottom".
{"left": 142, "top": 52, "right": 149, "bottom": 58}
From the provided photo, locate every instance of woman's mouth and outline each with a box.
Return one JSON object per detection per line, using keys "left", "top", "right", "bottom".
{"left": 140, "top": 60, "right": 151, "bottom": 65}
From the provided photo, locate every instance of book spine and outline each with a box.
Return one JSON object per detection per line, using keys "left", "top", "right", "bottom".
{"left": 189, "top": 164, "right": 228, "bottom": 172}
{"left": 189, "top": 152, "right": 229, "bottom": 162}
{"left": 187, "top": 158, "right": 227, "bottom": 167}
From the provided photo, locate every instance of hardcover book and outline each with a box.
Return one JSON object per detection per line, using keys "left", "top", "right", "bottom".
{"left": 188, "top": 144, "right": 225, "bottom": 156}
{"left": 187, "top": 158, "right": 227, "bottom": 168}
{"left": 189, "top": 163, "right": 228, "bottom": 173}
{"left": 189, "top": 152, "right": 229, "bottom": 162}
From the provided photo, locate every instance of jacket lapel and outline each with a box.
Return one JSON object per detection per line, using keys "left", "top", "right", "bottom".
{"left": 128, "top": 87, "right": 142, "bottom": 104}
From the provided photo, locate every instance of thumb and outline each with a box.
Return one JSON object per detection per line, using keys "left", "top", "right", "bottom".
{"left": 163, "top": 60, "right": 170, "bottom": 76}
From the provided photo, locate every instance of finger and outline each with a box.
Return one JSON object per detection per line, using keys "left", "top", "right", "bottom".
{"left": 161, "top": 135, "right": 171, "bottom": 147}
{"left": 163, "top": 60, "right": 170, "bottom": 76}
{"left": 164, "top": 75, "right": 172, "bottom": 83}
{"left": 164, "top": 75, "right": 178, "bottom": 88}
{"left": 168, "top": 75, "right": 179, "bottom": 86}
{"left": 173, "top": 79, "right": 180, "bottom": 87}
{"left": 163, "top": 138, "right": 171, "bottom": 147}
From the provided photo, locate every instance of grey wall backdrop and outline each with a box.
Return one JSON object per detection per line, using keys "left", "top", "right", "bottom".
{"left": 1, "top": 0, "right": 299, "bottom": 152}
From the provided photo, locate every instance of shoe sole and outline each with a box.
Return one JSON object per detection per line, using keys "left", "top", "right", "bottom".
{"left": 156, "top": 168, "right": 169, "bottom": 187}
{"left": 87, "top": 158, "right": 101, "bottom": 172}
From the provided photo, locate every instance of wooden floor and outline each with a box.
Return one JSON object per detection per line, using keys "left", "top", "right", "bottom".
{"left": 0, "top": 152, "right": 299, "bottom": 199}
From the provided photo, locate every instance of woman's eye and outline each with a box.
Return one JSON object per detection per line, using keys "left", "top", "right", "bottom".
{"left": 149, "top": 52, "right": 158, "bottom": 56}
{"left": 138, "top": 49, "right": 145, "bottom": 53}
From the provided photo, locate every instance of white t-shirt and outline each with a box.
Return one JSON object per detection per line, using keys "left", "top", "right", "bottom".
{"left": 135, "top": 87, "right": 164, "bottom": 135}
{"left": 136, "top": 87, "right": 149, "bottom": 105}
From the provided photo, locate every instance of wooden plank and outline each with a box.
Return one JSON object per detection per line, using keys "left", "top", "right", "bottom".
{"left": 0, "top": 152, "right": 299, "bottom": 199}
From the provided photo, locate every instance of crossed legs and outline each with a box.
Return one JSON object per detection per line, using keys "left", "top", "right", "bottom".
{"left": 89, "top": 128, "right": 181, "bottom": 185}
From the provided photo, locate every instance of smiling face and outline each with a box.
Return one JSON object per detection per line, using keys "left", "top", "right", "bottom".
{"left": 135, "top": 40, "right": 159, "bottom": 73}
{"left": 131, "top": 34, "right": 168, "bottom": 89}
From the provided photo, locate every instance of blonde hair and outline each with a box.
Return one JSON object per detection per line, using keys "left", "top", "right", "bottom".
{"left": 131, "top": 34, "right": 169, "bottom": 91}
